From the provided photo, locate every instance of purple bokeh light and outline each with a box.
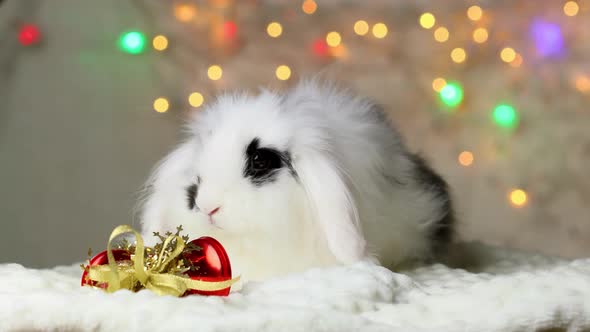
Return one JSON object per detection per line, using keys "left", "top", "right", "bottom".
{"left": 529, "top": 19, "right": 565, "bottom": 58}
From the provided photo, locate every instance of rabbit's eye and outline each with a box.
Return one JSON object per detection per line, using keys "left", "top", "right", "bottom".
{"left": 251, "top": 149, "right": 282, "bottom": 172}
{"left": 244, "top": 137, "right": 289, "bottom": 185}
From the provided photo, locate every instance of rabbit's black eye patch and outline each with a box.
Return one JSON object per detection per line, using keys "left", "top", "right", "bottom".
{"left": 185, "top": 176, "right": 201, "bottom": 210}
{"left": 186, "top": 183, "right": 198, "bottom": 210}
{"left": 244, "top": 138, "right": 294, "bottom": 186}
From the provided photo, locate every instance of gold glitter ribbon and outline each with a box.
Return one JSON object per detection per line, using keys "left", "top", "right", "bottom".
{"left": 86, "top": 225, "right": 240, "bottom": 297}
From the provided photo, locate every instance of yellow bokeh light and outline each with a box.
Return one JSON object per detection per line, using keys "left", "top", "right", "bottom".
{"left": 267, "top": 22, "right": 283, "bottom": 38}
{"left": 153, "top": 97, "right": 169, "bottom": 113}
{"left": 472, "top": 28, "right": 488, "bottom": 43}
{"left": 275, "top": 65, "right": 292, "bottom": 81}
{"left": 564, "top": 1, "right": 579, "bottom": 16}
{"left": 207, "top": 65, "right": 223, "bottom": 80}
{"left": 432, "top": 78, "right": 447, "bottom": 92}
{"left": 467, "top": 5, "right": 483, "bottom": 21}
{"left": 434, "top": 27, "right": 449, "bottom": 42}
{"left": 326, "top": 31, "right": 341, "bottom": 47}
{"left": 152, "top": 35, "right": 168, "bottom": 51}
{"left": 419, "top": 12, "right": 436, "bottom": 29}
{"left": 451, "top": 48, "right": 467, "bottom": 63}
{"left": 302, "top": 0, "right": 317, "bottom": 14}
{"left": 509, "top": 189, "right": 528, "bottom": 207}
{"left": 188, "top": 92, "right": 204, "bottom": 108}
{"left": 372, "top": 23, "right": 388, "bottom": 39}
{"left": 174, "top": 4, "right": 197, "bottom": 22}
{"left": 458, "top": 151, "right": 474, "bottom": 167}
{"left": 500, "top": 47, "right": 516, "bottom": 63}
{"left": 575, "top": 75, "right": 590, "bottom": 93}
{"left": 354, "top": 20, "right": 369, "bottom": 36}
{"left": 510, "top": 53, "right": 523, "bottom": 68}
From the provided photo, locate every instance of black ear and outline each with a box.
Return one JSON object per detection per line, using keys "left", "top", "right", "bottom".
{"left": 408, "top": 153, "right": 455, "bottom": 253}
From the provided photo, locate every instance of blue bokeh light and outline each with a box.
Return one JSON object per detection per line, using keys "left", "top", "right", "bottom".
{"left": 530, "top": 19, "right": 565, "bottom": 58}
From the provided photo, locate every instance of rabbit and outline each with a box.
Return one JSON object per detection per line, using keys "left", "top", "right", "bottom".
{"left": 138, "top": 79, "right": 455, "bottom": 282}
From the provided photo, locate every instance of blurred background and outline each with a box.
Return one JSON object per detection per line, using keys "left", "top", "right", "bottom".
{"left": 1, "top": 0, "right": 588, "bottom": 268}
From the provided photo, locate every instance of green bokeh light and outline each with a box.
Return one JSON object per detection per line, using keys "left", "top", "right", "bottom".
{"left": 118, "top": 31, "right": 146, "bottom": 54}
{"left": 439, "top": 82, "right": 464, "bottom": 108}
{"left": 493, "top": 104, "right": 519, "bottom": 129}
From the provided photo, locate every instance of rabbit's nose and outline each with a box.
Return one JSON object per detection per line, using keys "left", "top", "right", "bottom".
{"left": 207, "top": 206, "right": 221, "bottom": 216}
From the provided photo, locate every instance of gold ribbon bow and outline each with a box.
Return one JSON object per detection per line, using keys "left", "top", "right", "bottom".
{"left": 86, "top": 225, "right": 240, "bottom": 297}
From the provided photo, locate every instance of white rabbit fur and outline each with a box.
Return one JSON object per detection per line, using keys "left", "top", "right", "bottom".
{"left": 139, "top": 80, "right": 454, "bottom": 282}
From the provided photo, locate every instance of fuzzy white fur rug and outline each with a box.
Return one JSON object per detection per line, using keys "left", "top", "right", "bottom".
{"left": 1, "top": 241, "right": 589, "bottom": 332}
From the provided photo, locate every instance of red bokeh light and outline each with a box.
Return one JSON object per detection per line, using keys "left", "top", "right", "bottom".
{"left": 312, "top": 38, "right": 329, "bottom": 57}
{"left": 223, "top": 21, "right": 237, "bottom": 39}
{"left": 18, "top": 24, "right": 41, "bottom": 46}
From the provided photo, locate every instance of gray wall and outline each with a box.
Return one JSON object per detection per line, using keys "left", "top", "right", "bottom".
{"left": 0, "top": 1, "right": 180, "bottom": 267}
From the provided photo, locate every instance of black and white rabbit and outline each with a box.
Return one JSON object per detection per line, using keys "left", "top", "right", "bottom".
{"left": 139, "top": 80, "right": 455, "bottom": 281}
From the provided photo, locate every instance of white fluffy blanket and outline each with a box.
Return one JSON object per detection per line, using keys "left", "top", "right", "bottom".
{"left": 2, "top": 242, "right": 589, "bottom": 332}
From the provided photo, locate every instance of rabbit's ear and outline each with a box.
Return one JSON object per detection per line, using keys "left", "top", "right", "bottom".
{"left": 295, "top": 151, "right": 367, "bottom": 264}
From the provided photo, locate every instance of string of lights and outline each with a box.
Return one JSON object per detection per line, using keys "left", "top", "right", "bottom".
{"left": 7, "top": 0, "right": 590, "bottom": 214}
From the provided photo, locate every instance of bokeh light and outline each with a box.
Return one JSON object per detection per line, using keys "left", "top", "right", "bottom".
{"left": 312, "top": 38, "right": 329, "bottom": 57}
{"left": 575, "top": 75, "right": 590, "bottom": 93}
{"left": 275, "top": 65, "right": 292, "bottom": 80}
{"left": 152, "top": 35, "right": 168, "bottom": 51}
{"left": 18, "top": 24, "right": 42, "bottom": 46}
{"left": 174, "top": 4, "right": 196, "bottom": 22}
{"left": 509, "top": 189, "right": 528, "bottom": 207}
{"left": 207, "top": 65, "right": 223, "bottom": 80}
{"left": 326, "top": 31, "right": 341, "bottom": 47}
{"left": 354, "top": 20, "right": 369, "bottom": 36}
{"left": 439, "top": 82, "right": 464, "bottom": 108}
{"left": 211, "top": 0, "right": 231, "bottom": 9}
{"left": 473, "top": 28, "right": 488, "bottom": 43}
{"left": 530, "top": 19, "right": 565, "bottom": 58}
{"left": 467, "top": 5, "right": 483, "bottom": 21}
{"left": 372, "top": 23, "right": 388, "bottom": 38}
{"left": 419, "top": 13, "right": 436, "bottom": 29}
{"left": 302, "top": 0, "right": 317, "bottom": 14}
{"left": 153, "top": 98, "right": 169, "bottom": 113}
{"left": 451, "top": 47, "right": 467, "bottom": 63}
{"left": 118, "top": 31, "right": 147, "bottom": 54}
{"left": 500, "top": 47, "right": 516, "bottom": 63}
{"left": 564, "top": 1, "right": 580, "bottom": 16}
{"left": 267, "top": 22, "right": 283, "bottom": 38}
{"left": 329, "top": 43, "right": 348, "bottom": 58}
{"left": 493, "top": 104, "right": 519, "bottom": 129}
{"left": 510, "top": 53, "right": 524, "bottom": 67}
{"left": 434, "top": 27, "right": 449, "bottom": 42}
{"left": 189, "top": 92, "right": 204, "bottom": 108}
{"left": 223, "top": 21, "right": 237, "bottom": 39}
{"left": 458, "top": 151, "right": 474, "bottom": 167}
{"left": 432, "top": 78, "right": 447, "bottom": 92}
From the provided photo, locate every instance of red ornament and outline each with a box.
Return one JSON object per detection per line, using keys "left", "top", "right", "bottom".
{"left": 312, "top": 38, "right": 329, "bottom": 57}
{"left": 223, "top": 21, "right": 237, "bottom": 40}
{"left": 18, "top": 24, "right": 41, "bottom": 46}
{"left": 81, "top": 236, "right": 233, "bottom": 296}
{"left": 183, "top": 236, "right": 233, "bottom": 296}
{"left": 80, "top": 249, "right": 131, "bottom": 288}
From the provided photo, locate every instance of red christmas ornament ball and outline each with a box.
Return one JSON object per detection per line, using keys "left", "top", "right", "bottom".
{"left": 183, "top": 236, "right": 233, "bottom": 296}
{"left": 18, "top": 24, "right": 42, "bottom": 46}
{"left": 80, "top": 236, "right": 233, "bottom": 296}
{"left": 80, "top": 249, "right": 131, "bottom": 288}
